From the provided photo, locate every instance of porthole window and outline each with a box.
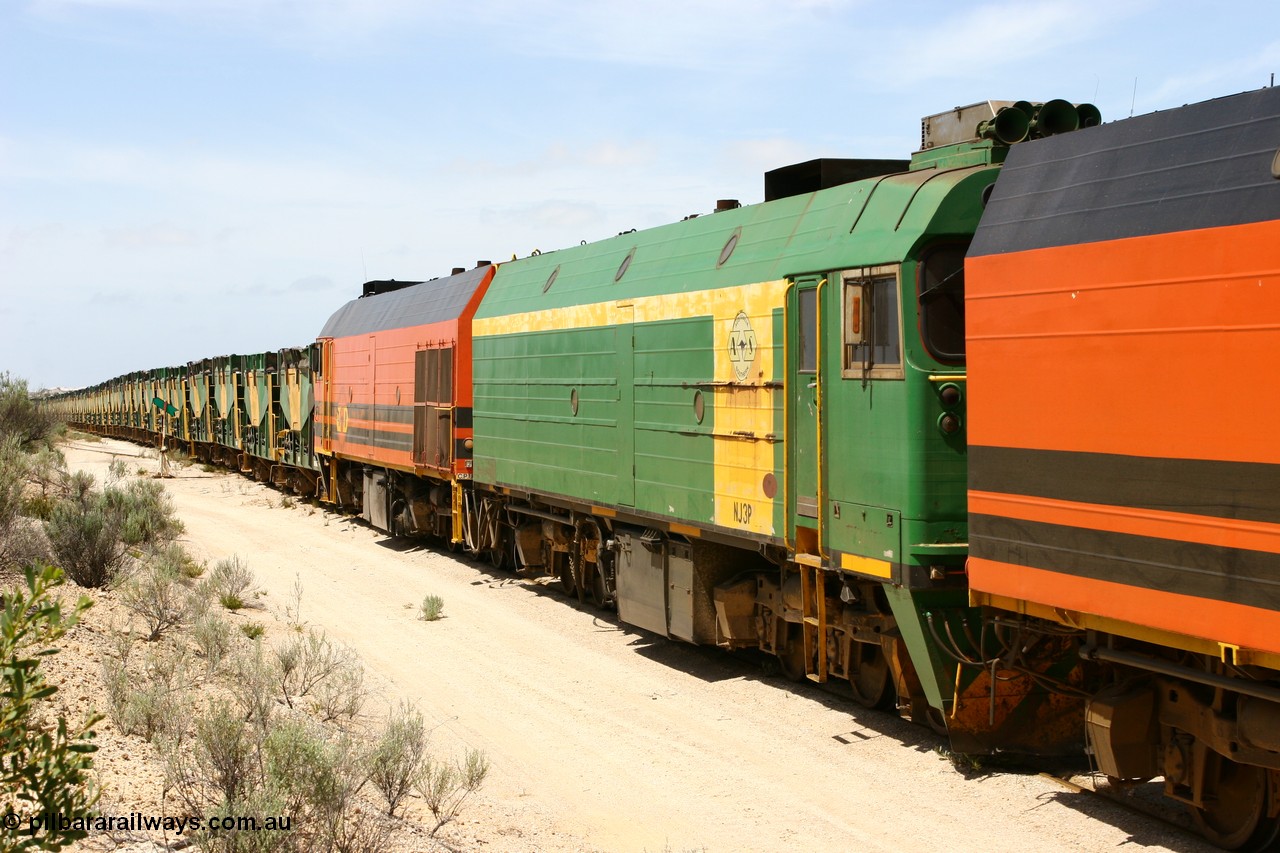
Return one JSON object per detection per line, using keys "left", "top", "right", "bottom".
{"left": 570, "top": 388, "right": 579, "bottom": 416}
{"left": 543, "top": 264, "right": 561, "bottom": 293}
{"left": 693, "top": 390, "right": 705, "bottom": 424}
{"left": 718, "top": 227, "right": 742, "bottom": 267}
{"left": 615, "top": 248, "right": 636, "bottom": 282}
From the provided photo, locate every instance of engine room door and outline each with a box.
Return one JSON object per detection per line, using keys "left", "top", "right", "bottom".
{"left": 413, "top": 346, "right": 454, "bottom": 470}
{"left": 788, "top": 277, "right": 823, "bottom": 553}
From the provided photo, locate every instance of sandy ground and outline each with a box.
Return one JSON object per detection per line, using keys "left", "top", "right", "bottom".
{"left": 45, "top": 436, "right": 1221, "bottom": 853}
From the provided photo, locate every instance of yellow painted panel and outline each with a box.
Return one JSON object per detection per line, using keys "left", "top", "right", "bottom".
{"left": 839, "top": 552, "right": 893, "bottom": 579}
{"left": 287, "top": 368, "right": 302, "bottom": 431}
{"left": 247, "top": 372, "right": 261, "bottom": 423}
{"left": 709, "top": 281, "right": 787, "bottom": 537}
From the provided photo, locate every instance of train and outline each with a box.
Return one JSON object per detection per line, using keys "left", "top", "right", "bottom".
{"left": 49, "top": 87, "right": 1280, "bottom": 850}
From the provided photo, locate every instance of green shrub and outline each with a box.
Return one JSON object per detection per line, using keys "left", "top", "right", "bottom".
{"left": 118, "top": 543, "right": 193, "bottom": 641}
{"left": 416, "top": 747, "right": 490, "bottom": 836}
{"left": 0, "top": 372, "right": 60, "bottom": 450}
{"left": 45, "top": 474, "right": 184, "bottom": 588}
{"left": 106, "top": 478, "right": 184, "bottom": 548}
{"left": 420, "top": 593, "right": 444, "bottom": 622}
{"left": 160, "top": 702, "right": 381, "bottom": 853}
{"left": 192, "top": 610, "right": 234, "bottom": 675}
{"left": 276, "top": 629, "right": 364, "bottom": 720}
{"left": 44, "top": 475, "right": 122, "bottom": 588}
{"left": 228, "top": 641, "right": 277, "bottom": 731}
{"left": 0, "top": 564, "right": 99, "bottom": 848}
{"left": 107, "top": 645, "right": 191, "bottom": 743}
{"left": 207, "top": 555, "right": 257, "bottom": 610}
{"left": 367, "top": 702, "right": 427, "bottom": 818}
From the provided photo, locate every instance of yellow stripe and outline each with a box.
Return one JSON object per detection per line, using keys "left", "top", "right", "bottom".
{"left": 474, "top": 280, "right": 787, "bottom": 336}
{"left": 668, "top": 522, "right": 701, "bottom": 537}
{"left": 839, "top": 553, "right": 893, "bottom": 579}
{"left": 971, "top": 590, "right": 1280, "bottom": 670}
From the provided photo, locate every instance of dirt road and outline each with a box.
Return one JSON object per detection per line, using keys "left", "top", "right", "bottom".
{"left": 64, "top": 438, "right": 1214, "bottom": 853}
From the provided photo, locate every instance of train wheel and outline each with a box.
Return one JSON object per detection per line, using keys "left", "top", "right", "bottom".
{"left": 1191, "top": 752, "right": 1275, "bottom": 850}
{"left": 488, "top": 540, "right": 508, "bottom": 570}
{"left": 777, "top": 623, "right": 808, "bottom": 682}
{"left": 556, "top": 553, "right": 577, "bottom": 597}
{"left": 587, "top": 565, "right": 609, "bottom": 609}
{"left": 925, "top": 706, "right": 949, "bottom": 736}
{"left": 848, "top": 642, "right": 893, "bottom": 710}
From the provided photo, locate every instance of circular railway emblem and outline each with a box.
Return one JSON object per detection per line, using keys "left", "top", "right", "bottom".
{"left": 728, "top": 311, "right": 757, "bottom": 382}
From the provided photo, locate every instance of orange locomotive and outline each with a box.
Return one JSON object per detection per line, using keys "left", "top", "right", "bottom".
{"left": 967, "top": 88, "right": 1280, "bottom": 849}
{"left": 315, "top": 266, "right": 495, "bottom": 538}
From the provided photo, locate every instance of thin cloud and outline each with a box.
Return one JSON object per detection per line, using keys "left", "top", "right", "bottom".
{"left": 102, "top": 223, "right": 199, "bottom": 249}
{"left": 1, "top": 137, "right": 411, "bottom": 208}
{"left": 1144, "top": 39, "right": 1280, "bottom": 108}
{"left": 27, "top": 0, "right": 861, "bottom": 67}
{"left": 849, "top": 1, "right": 1145, "bottom": 87}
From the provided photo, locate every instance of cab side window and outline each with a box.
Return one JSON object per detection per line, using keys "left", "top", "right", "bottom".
{"left": 842, "top": 266, "right": 902, "bottom": 379}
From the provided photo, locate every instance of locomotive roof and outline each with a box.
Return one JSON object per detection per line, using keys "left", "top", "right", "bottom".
{"left": 971, "top": 87, "right": 1280, "bottom": 256}
{"left": 475, "top": 163, "right": 994, "bottom": 318}
{"left": 318, "top": 265, "right": 491, "bottom": 338}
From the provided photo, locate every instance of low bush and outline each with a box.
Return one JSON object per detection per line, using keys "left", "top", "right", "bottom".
{"left": 0, "top": 372, "right": 60, "bottom": 450}
{"left": 207, "top": 555, "right": 256, "bottom": 610}
{"left": 191, "top": 610, "right": 234, "bottom": 675}
{"left": 420, "top": 593, "right": 444, "bottom": 622}
{"left": 276, "top": 629, "right": 365, "bottom": 719}
{"left": 229, "top": 642, "right": 278, "bottom": 732}
{"left": 107, "top": 645, "right": 191, "bottom": 743}
{"left": 118, "top": 543, "right": 194, "bottom": 641}
{"left": 367, "top": 702, "right": 428, "bottom": 818}
{"left": 161, "top": 701, "right": 384, "bottom": 853}
{"left": 416, "top": 747, "right": 490, "bottom": 836}
{"left": 45, "top": 472, "right": 184, "bottom": 588}
{"left": 0, "top": 564, "right": 99, "bottom": 849}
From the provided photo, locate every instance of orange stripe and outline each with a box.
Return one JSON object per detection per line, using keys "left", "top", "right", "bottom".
{"left": 969, "top": 490, "right": 1280, "bottom": 555}
{"left": 969, "top": 557, "right": 1280, "bottom": 656}
{"left": 967, "top": 220, "right": 1280, "bottom": 463}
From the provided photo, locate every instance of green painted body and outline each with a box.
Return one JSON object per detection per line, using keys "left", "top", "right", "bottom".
{"left": 475, "top": 158, "right": 990, "bottom": 555}
{"left": 474, "top": 144, "right": 1003, "bottom": 714}
{"left": 239, "top": 352, "right": 275, "bottom": 464}
{"left": 185, "top": 361, "right": 213, "bottom": 446}
{"left": 210, "top": 355, "right": 241, "bottom": 453}
{"left": 276, "top": 344, "right": 320, "bottom": 473}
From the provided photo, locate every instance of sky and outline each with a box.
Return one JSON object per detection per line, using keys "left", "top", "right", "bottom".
{"left": 2, "top": 0, "right": 1277, "bottom": 390}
